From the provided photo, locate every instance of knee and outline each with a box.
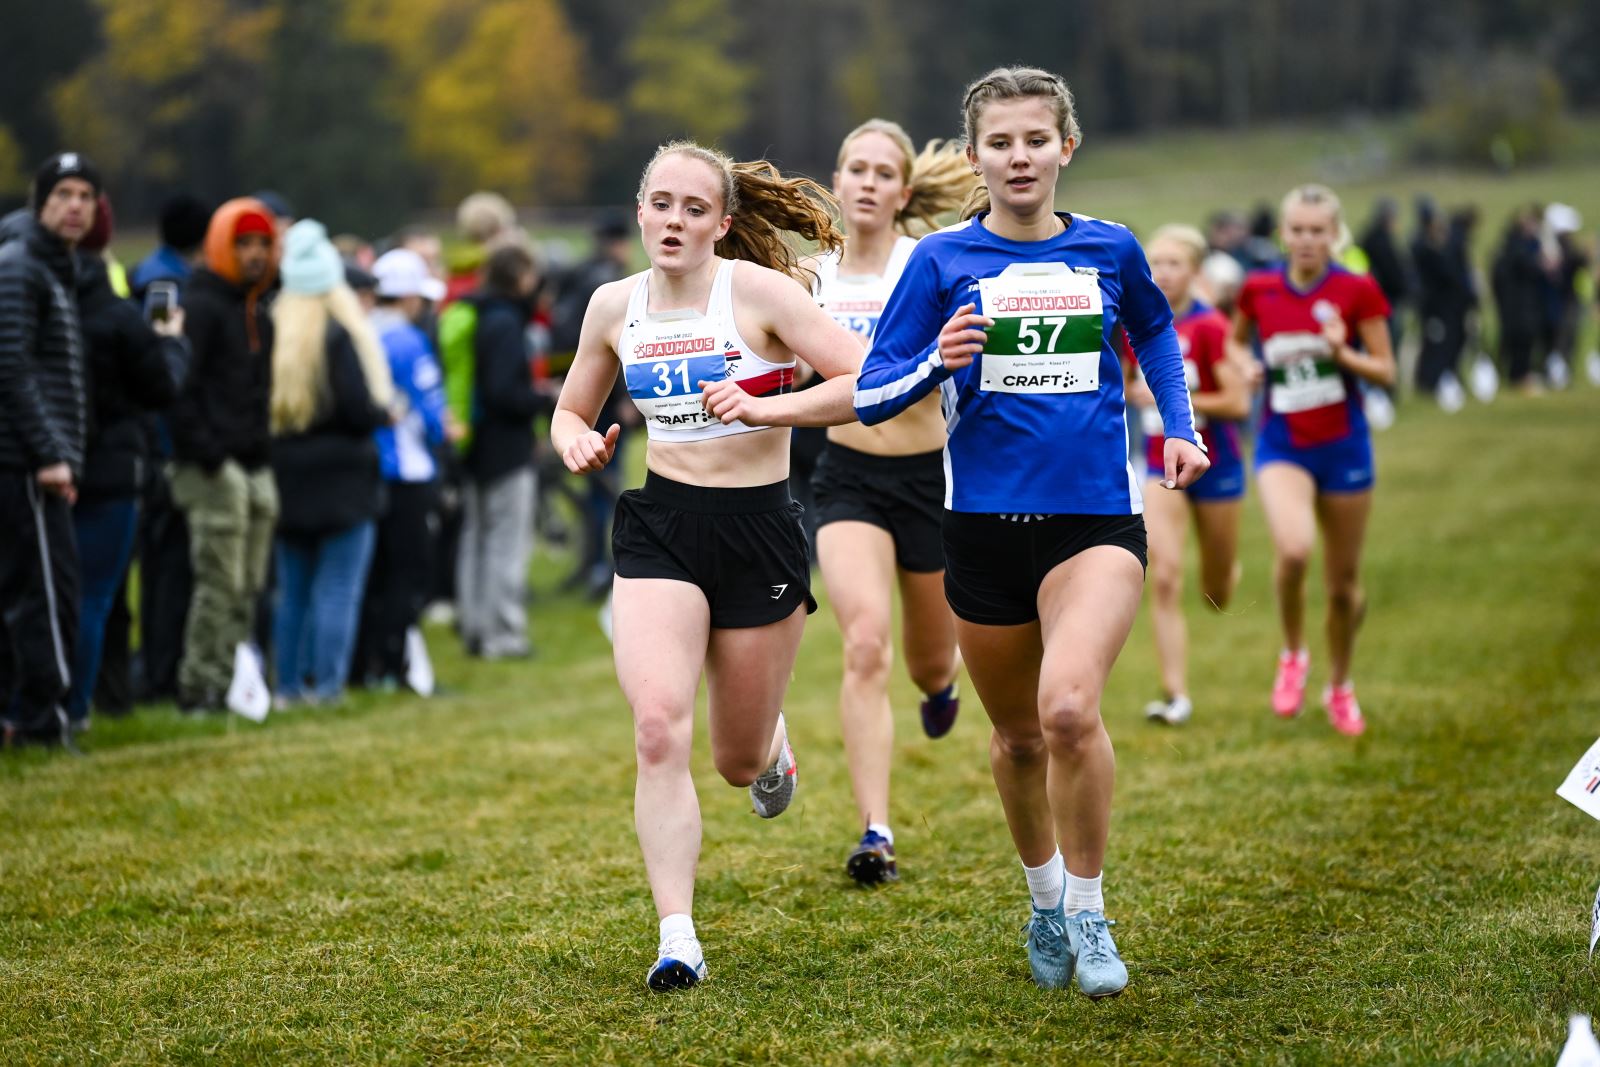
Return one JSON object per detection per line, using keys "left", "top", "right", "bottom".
{"left": 906, "top": 654, "right": 954, "bottom": 697}
{"left": 1039, "top": 686, "right": 1101, "bottom": 754}
{"left": 632, "top": 706, "right": 690, "bottom": 770}
{"left": 991, "top": 726, "right": 1047, "bottom": 769}
{"left": 841, "top": 623, "right": 893, "bottom": 683}
{"left": 1276, "top": 543, "right": 1312, "bottom": 576}
{"left": 1150, "top": 561, "right": 1182, "bottom": 605}
{"left": 1326, "top": 579, "right": 1363, "bottom": 615}
{"left": 713, "top": 748, "right": 767, "bottom": 789}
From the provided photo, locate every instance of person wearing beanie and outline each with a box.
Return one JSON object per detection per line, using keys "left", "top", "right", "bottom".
{"left": 0, "top": 152, "right": 98, "bottom": 747}
{"left": 268, "top": 220, "right": 394, "bottom": 707}
{"left": 167, "top": 196, "right": 281, "bottom": 713}
{"left": 130, "top": 194, "right": 212, "bottom": 301}
{"left": 67, "top": 190, "right": 190, "bottom": 729}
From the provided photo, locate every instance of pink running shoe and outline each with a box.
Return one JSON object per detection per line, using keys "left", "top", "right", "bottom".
{"left": 1323, "top": 683, "right": 1366, "bottom": 736}
{"left": 1271, "top": 649, "right": 1309, "bottom": 718}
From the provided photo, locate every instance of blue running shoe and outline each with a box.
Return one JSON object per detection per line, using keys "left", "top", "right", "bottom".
{"left": 646, "top": 933, "right": 707, "bottom": 992}
{"left": 1065, "top": 911, "right": 1128, "bottom": 999}
{"left": 846, "top": 829, "right": 898, "bottom": 886}
{"left": 920, "top": 683, "right": 960, "bottom": 739}
{"left": 1020, "top": 901, "right": 1073, "bottom": 990}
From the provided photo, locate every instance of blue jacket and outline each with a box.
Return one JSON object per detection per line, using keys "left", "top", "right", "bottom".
{"left": 372, "top": 310, "right": 448, "bottom": 483}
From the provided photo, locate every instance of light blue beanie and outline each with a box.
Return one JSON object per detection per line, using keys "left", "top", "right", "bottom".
{"left": 279, "top": 218, "right": 343, "bottom": 295}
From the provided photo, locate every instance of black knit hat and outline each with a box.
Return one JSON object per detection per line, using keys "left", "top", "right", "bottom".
{"left": 32, "top": 152, "right": 102, "bottom": 215}
{"left": 158, "top": 194, "right": 213, "bottom": 253}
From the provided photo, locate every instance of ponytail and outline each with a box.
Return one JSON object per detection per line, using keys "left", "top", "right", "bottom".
{"left": 638, "top": 141, "right": 843, "bottom": 289}
{"left": 901, "top": 140, "right": 979, "bottom": 234}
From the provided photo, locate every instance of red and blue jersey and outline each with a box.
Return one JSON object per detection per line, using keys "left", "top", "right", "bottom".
{"left": 1237, "top": 266, "right": 1389, "bottom": 450}
{"left": 1120, "top": 301, "right": 1240, "bottom": 473}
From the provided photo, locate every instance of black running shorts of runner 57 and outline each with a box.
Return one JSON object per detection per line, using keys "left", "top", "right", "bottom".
{"left": 811, "top": 442, "right": 947, "bottom": 573}
{"left": 613, "top": 472, "right": 818, "bottom": 629}
{"left": 940, "top": 511, "right": 1148, "bottom": 626}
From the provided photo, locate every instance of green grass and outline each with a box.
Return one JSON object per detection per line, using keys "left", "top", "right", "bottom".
{"left": 5, "top": 387, "right": 1600, "bottom": 1065}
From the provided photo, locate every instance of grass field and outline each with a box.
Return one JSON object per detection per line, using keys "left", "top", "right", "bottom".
{"left": 3, "top": 385, "right": 1599, "bottom": 1063}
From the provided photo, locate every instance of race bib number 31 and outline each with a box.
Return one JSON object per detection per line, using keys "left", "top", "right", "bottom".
{"left": 978, "top": 264, "right": 1103, "bottom": 394}
{"left": 623, "top": 326, "right": 728, "bottom": 430}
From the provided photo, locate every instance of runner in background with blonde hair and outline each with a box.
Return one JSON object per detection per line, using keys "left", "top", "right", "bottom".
{"left": 1120, "top": 224, "right": 1249, "bottom": 725}
{"left": 552, "top": 141, "right": 866, "bottom": 991}
{"left": 805, "top": 119, "right": 976, "bottom": 887}
{"left": 1232, "top": 184, "right": 1395, "bottom": 736}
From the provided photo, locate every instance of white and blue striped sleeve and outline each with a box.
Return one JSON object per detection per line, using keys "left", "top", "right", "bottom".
{"left": 853, "top": 242, "right": 953, "bottom": 426}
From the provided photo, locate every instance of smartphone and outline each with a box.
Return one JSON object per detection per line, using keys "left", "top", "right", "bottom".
{"left": 145, "top": 281, "right": 179, "bottom": 324}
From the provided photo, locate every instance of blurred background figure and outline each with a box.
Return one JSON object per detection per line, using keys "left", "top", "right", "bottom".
{"left": 1491, "top": 205, "right": 1547, "bottom": 394}
{"left": 454, "top": 241, "right": 542, "bottom": 660}
{"left": 357, "top": 248, "right": 452, "bottom": 691}
{"left": 169, "top": 197, "right": 280, "bottom": 713}
{"left": 66, "top": 192, "right": 190, "bottom": 731}
{"left": 1539, "top": 203, "right": 1588, "bottom": 389}
{"left": 1358, "top": 198, "right": 1412, "bottom": 355}
{"left": 1411, "top": 199, "right": 1478, "bottom": 407}
{"left": 268, "top": 220, "right": 393, "bottom": 708}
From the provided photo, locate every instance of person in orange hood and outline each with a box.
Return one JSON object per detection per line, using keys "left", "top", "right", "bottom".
{"left": 167, "top": 197, "right": 282, "bottom": 712}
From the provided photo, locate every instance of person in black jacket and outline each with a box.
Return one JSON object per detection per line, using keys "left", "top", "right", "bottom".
{"left": 1412, "top": 201, "right": 1478, "bottom": 396}
{"left": 269, "top": 221, "right": 394, "bottom": 706}
{"left": 168, "top": 196, "right": 281, "bottom": 712}
{"left": 0, "top": 153, "right": 98, "bottom": 748}
{"left": 1491, "top": 206, "right": 1546, "bottom": 393}
{"left": 65, "top": 193, "right": 189, "bottom": 729}
{"left": 1359, "top": 199, "right": 1412, "bottom": 349}
{"left": 456, "top": 242, "right": 542, "bottom": 659}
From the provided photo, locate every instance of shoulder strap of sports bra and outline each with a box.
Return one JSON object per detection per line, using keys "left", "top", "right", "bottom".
{"left": 710, "top": 258, "right": 737, "bottom": 319}
{"left": 624, "top": 270, "right": 651, "bottom": 320}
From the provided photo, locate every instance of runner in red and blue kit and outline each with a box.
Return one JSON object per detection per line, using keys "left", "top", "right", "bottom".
{"left": 1232, "top": 184, "right": 1395, "bottom": 737}
{"left": 1118, "top": 224, "right": 1251, "bottom": 727}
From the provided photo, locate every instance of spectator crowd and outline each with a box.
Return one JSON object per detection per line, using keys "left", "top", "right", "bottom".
{"left": 0, "top": 149, "right": 1594, "bottom": 750}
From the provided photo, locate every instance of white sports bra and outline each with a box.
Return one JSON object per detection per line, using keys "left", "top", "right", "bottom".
{"left": 813, "top": 235, "right": 917, "bottom": 345}
{"left": 617, "top": 259, "right": 794, "bottom": 443}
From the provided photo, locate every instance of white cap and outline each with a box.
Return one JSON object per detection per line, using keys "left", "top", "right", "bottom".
{"left": 373, "top": 248, "right": 446, "bottom": 301}
{"left": 1546, "top": 203, "right": 1582, "bottom": 236}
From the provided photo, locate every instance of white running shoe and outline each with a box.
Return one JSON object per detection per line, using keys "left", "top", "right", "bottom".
{"left": 1144, "top": 694, "right": 1193, "bottom": 725}
{"left": 646, "top": 933, "right": 707, "bottom": 991}
{"left": 750, "top": 713, "right": 797, "bottom": 818}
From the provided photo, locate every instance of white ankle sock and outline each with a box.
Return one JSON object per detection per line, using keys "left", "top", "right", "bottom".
{"left": 659, "top": 913, "right": 696, "bottom": 944}
{"left": 867, "top": 822, "right": 894, "bottom": 845}
{"left": 1064, "top": 870, "right": 1104, "bottom": 915}
{"left": 1022, "top": 851, "right": 1064, "bottom": 910}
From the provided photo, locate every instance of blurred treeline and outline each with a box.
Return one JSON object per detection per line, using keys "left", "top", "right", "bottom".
{"left": 0, "top": 0, "right": 1593, "bottom": 235}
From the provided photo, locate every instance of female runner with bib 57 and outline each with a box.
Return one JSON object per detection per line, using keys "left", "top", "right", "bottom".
{"left": 551, "top": 142, "right": 864, "bottom": 992}
{"left": 1233, "top": 184, "right": 1395, "bottom": 736}
{"left": 855, "top": 67, "right": 1208, "bottom": 999}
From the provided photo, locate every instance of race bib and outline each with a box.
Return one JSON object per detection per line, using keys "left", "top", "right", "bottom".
{"left": 622, "top": 309, "right": 728, "bottom": 432}
{"left": 978, "top": 264, "right": 1102, "bottom": 394}
{"left": 1262, "top": 331, "right": 1347, "bottom": 414}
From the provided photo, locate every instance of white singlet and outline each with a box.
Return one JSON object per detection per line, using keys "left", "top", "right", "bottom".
{"left": 813, "top": 235, "right": 918, "bottom": 345}
{"left": 617, "top": 259, "right": 795, "bottom": 443}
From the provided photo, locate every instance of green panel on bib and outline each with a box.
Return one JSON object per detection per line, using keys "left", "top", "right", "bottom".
{"left": 983, "top": 313, "right": 1103, "bottom": 357}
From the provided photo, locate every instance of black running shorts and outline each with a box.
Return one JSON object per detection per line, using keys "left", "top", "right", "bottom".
{"left": 811, "top": 443, "right": 946, "bottom": 573}
{"left": 613, "top": 472, "right": 817, "bottom": 629}
{"left": 941, "top": 511, "right": 1148, "bottom": 626}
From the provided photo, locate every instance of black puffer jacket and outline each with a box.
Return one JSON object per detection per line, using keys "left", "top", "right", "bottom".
{"left": 465, "top": 292, "right": 543, "bottom": 484}
{"left": 0, "top": 212, "right": 85, "bottom": 476}
{"left": 170, "top": 266, "right": 273, "bottom": 471}
{"left": 75, "top": 254, "right": 189, "bottom": 500}
{"left": 271, "top": 321, "right": 391, "bottom": 537}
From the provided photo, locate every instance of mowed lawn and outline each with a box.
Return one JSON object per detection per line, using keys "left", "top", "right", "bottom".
{"left": 4, "top": 387, "right": 1600, "bottom": 1065}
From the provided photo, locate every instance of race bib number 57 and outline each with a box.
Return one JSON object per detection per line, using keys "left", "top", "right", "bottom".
{"left": 978, "top": 264, "right": 1103, "bottom": 394}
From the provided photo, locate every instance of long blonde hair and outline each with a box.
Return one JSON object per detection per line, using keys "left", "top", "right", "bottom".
{"left": 271, "top": 285, "right": 394, "bottom": 434}
{"left": 835, "top": 119, "right": 980, "bottom": 235}
{"left": 958, "top": 67, "right": 1083, "bottom": 221}
{"left": 637, "top": 141, "right": 844, "bottom": 288}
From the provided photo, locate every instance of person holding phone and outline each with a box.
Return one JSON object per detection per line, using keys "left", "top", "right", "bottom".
{"left": 65, "top": 192, "right": 190, "bottom": 732}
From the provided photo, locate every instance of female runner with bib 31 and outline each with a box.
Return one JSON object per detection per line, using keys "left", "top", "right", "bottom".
{"left": 806, "top": 120, "right": 976, "bottom": 888}
{"left": 855, "top": 67, "right": 1208, "bottom": 999}
{"left": 1232, "top": 184, "right": 1394, "bottom": 736}
{"left": 551, "top": 142, "right": 863, "bottom": 992}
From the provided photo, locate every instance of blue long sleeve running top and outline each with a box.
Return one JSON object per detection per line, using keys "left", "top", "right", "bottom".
{"left": 854, "top": 212, "right": 1200, "bottom": 515}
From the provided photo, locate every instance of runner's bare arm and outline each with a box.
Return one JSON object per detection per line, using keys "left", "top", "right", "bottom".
{"left": 552, "top": 281, "right": 627, "bottom": 473}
